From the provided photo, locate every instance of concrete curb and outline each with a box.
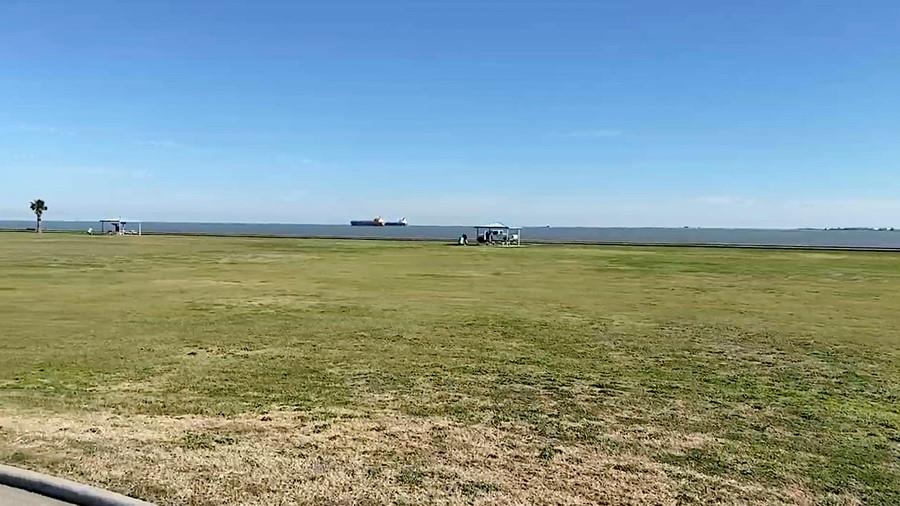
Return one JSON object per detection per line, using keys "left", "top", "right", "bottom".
{"left": 0, "top": 464, "right": 154, "bottom": 506}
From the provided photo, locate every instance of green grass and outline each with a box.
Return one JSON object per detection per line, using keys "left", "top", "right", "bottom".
{"left": 0, "top": 233, "right": 898, "bottom": 504}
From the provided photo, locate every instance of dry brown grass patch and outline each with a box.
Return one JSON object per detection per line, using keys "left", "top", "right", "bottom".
{"left": 0, "top": 410, "right": 824, "bottom": 505}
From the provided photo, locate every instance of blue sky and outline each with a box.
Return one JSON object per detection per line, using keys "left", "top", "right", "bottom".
{"left": 1, "top": 0, "right": 899, "bottom": 227}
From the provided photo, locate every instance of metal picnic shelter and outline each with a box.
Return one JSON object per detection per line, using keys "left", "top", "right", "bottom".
{"left": 474, "top": 223, "right": 521, "bottom": 246}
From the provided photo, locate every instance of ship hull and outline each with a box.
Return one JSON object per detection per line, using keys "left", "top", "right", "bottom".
{"left": 350, "top": 220, "right": 385, "bottom": 226}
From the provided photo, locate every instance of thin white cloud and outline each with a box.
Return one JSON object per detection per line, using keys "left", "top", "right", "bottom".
{"left": 139, "top": 140, "right": 186, "bottom": 149}
{"left": 69, "top": 166, "right": 150, "bottom": 180}
{"left": 694, "top": 195, "right": 758, "bottom": 206}
{"left": 271, "top": 153, "right": 315, "bottom": 165}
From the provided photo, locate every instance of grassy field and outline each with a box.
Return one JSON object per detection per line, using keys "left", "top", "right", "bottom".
{"left": 0, "top": 232, "right": 898, "bottom": 505}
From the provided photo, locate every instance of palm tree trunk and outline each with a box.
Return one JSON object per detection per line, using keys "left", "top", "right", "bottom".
{"left": 36, "top": 216, "right": 42, "bottom": 233}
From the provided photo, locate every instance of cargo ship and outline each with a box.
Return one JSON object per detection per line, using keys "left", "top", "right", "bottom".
{"left": 350, "top": 217, "right": 408, "bottom": 227}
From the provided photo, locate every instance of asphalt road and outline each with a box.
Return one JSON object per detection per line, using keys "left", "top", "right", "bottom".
{"left": 0, "top": 484, "right": 72, "bottom": 505}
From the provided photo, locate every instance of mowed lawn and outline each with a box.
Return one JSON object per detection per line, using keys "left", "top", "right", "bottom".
{"left": 0, "top": 233, "right": 898, "bottom": 505}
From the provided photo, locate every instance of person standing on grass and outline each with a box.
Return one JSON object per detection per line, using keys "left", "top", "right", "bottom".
{"left": 30, "top": 199, "right": 47, "bottom": 233}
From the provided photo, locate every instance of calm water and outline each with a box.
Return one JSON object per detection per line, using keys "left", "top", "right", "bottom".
{"left": 2, "top": 221, "right": 900, "bottom": 249}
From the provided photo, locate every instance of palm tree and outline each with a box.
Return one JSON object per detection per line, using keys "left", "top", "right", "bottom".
{"left": 30, "top": 199, "right": 48, "bottom": 233}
